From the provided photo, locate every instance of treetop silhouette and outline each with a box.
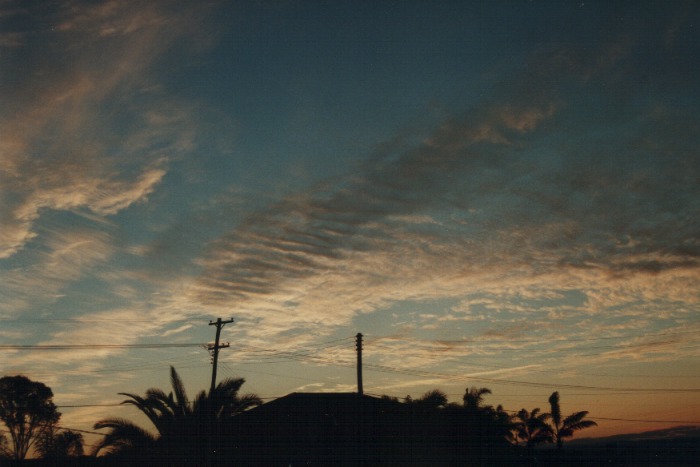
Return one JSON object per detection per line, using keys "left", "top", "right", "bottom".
{"left": 0, "top": 375, "right": 60, "bottom": 460}
{"left": 547, "top": 391, "right": 598, "bottom": 448}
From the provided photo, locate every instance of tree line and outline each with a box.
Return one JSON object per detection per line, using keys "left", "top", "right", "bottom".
{"left": 0, "top": 369, "right": 597, "bottom": 464}
{"left": 395, "top": 386, "right": 597, "bottom": 449}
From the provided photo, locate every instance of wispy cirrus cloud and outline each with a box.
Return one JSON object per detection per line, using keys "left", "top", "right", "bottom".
{"left": 0, "top": 228, "right": 116, "bottom": 315}
{"left": 0, "top": 0, "right": 214, "bottom": 259}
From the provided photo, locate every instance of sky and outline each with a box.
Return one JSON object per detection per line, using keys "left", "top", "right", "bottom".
{"left": 1, "top": 0, "right": 699, "bottom": 448}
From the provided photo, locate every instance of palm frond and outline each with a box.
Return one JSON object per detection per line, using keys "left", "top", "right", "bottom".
{"left": 119, "top": 392, "right": 174, "bottom": 437}
{"left": 169, "top": 366, "right": 190, "bottom": 416}
{"left": 230, "top": 393, "right": 263, "bottom": 414}
{"left": 531, "top": 428, "right": 553, "bottom": 445}
{"left": 566, "top": 420, "right": 598, "bottom": 432}
{"left": 213, "top": 377, "right": 246, "bottom": 397}
{"left": 145, "top": 388, "right": 169, "bottom": 401}
{"left": 548, "top": 391, "right": 561, "bottom": 426}
{"left": 119, "top": 393, "right": 162, "bottom": 427}
{"left": 563, "top": 410, "right": 589, "bottom": 426}
{"left": 92, "top": 418, "right": 158, "bottom": 456}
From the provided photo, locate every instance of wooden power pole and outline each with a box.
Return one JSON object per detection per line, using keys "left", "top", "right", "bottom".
{"left": 356, "top": 332, "right": 363, "bottom": 395}
{"left": 208, "top": 317, "right": 233, "bottom": 393}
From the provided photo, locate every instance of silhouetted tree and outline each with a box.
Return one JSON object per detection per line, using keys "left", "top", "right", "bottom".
{"left": 494, "top": 404, "right": 518, "bottom": 446}
{"left": 37, "top": 427, "right": 84, "bottom": 459}
{"left": 0, "top": 375, "right": 60, "bottom": 460}
{"left": 0, "top": 433, "right": 10, "bottom": 458}
{"left": 380, "top": 394, "right": 400, "bottom": 403}
{"left": 93, "top": 366, "right": 260, "bottom": 462}
{"left": 414, "top": 389, "right": 450, "bottom": 409}
{"left": 463, "top": 386, "right": 492, "bottom": 413}
{"left": 547, "top": 391, "right": 597, "bottom": 448}
{"left": 513, "top": 407, "right": 552, "bottom": 448}
{"left": 454, "top": 387, "right": 515, "bottom": 464}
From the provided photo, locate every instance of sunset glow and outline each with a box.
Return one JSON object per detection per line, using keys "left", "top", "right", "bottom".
{"left": 1, "top": 0, "right": 699, "bottom": 449}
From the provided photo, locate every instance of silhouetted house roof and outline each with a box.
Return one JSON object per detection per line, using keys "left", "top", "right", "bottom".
{"left": 244, "top": 391, "right": 393, "bottom": 418}
{"left": 228, "top": 392, "right": 465, "bottom": 466}
{"left": 231, "top": 392, "right": 397, "bottom": 464}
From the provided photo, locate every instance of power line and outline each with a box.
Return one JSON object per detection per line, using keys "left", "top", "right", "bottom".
{"left": 362, "top": 397, "right": 700, "bottom": 426}
{"left": 359, "top": 362, "right": 700, "bottom": 393}
{"left": 6, "top": 335, "right": 700, "bottom": 401}
{"left": 588, "top": 416, "right": 700, "bottom": 424}
{"left": 223, "top": 339, "right": 700, "bottom": 394}
{"left": 494, "top": 408, "right": 700, "bottom": 425}
{"left": 219, "top": 362, "right": 316, "bottom": 383}
{"left": 0, "top": 316, "right": 212, "bottom": 323}
{"left": 225, "top": 341, "right": 700, "bottom": 394}
{"left": 56, "top": 403, "right": 123, "bottom": 408}
{"left": 0, "top": 343, "right": 207, "bottom": 350}
{"left": 55, "top": 425, "right": 108, "bottom": 436}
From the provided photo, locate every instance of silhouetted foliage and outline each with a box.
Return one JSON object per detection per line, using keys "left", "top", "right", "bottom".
{"left": 513, "top": 407, "right": 552, "bottom": 448}
{"left": 92, "top": 417, "right": 158, "bottom": 461}
{"left": 0, "top": 434, "right": 10, "bottom": 458}
{"left": 547, "top": 391, "right": 598, "bottom": 448}
{"left": 494, "top": 404, "right": 519, "bottom": 446}
{"left": 92, "top": 366, "right": 260, "bottom": 465}
{"left": 0, "top": 375, "right": 60, "bottom": 460}
{"left": 413, "top": 388, "right": 450, "bottom": 409}
{"left": 463, "top": 386, "right": 493, "bottom": 412}
{"left": 37, "top": 427, "right": 84, "bottom": 459}
{"left": 210, "top": 389, "right": 538, "bottom": 466}
{"left": 82, "top": 370, "right": 604, "bottom": 466}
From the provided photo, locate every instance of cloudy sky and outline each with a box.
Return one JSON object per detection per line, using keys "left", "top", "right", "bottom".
{"left": 1, "top": 0, "right": 699, "bottom": 444}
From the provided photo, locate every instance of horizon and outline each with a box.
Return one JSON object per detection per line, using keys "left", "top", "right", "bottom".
{"left": 1, "top": 0, "right": 699, "bottom": 452}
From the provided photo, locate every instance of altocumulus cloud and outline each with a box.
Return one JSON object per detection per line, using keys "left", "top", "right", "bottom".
{"left": 192, "top": 16, "right": 700, "bottom": 350}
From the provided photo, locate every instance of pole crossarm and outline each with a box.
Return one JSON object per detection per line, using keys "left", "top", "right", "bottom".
{"left": 208, "top": 318, "right": 234, "bottom": 393}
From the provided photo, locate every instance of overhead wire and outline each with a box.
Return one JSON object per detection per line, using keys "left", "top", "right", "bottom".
{"left": 219, "top": 339, "right": 700, "bottom": 394}
{"left": 1, "top": 335, "right": 697, "bottom": 445}
{"left": 4, "top": 333, "right": 699, "bottom": 416}
{"left": 0, "top": 316, "right": 213, "bottom": 323}
{"left": 0, "top": 343, "right": 207, "bottom": 350}
{"left": 361, "top": 393, "right": 700, "bottom": 425}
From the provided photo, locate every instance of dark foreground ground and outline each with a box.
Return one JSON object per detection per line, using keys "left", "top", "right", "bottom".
{"left": 3, "top": 439, "right": 699, "bottom": 467}
{"left": 4, "top": 396, "right": 698, "bottom": 466}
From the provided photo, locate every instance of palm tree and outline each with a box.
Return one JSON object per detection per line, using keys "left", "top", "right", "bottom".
{"left": 463, "top": 386, "right": 492, "bottom": 412}
{"left": 513, "top": 407, "right": 552, "bottom": 448}
{"left": 547, "top": 391, "right": 597, "bottom": 449}
{"left": 493, "top": 404, "right": 519, "bottom": 446}
{"left": 92, "top": 366, "right": 261, "bottom": 459}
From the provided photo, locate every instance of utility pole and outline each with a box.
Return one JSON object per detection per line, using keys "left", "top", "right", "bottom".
{"left": 355, "top": 332, "right": 363, "bottom": 395}
{"left": 208, "top": 317, "right": 233, "bottom": 394}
